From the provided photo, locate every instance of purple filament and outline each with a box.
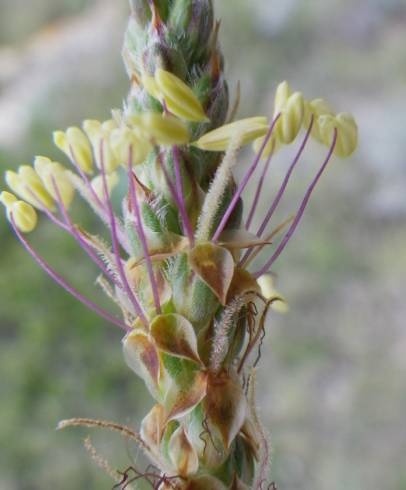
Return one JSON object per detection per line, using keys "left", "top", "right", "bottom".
{"left": 69, "top": 144, "right": 130, "bottom": 254}
{"left": 240, "top": 116, "right": 314, "bottom": 268}
{"left": 245, "top": 140, "right": 275, "bottom": 231}
{"left": 212, "top": 113, "right": 281, "bottom": 242}
{"left": 24, "top": 186, "right": 70, "bottom": 231}
{"left": 69, "top": 144, "right": 106, "bottom": 212}
{"left": 172, "top": 146, "right": 195, "bottom": 246}
{"left": 99, "top": 141, "right": 149, "bottom": 327}
{"left": 256, "top": 116, "right": 314, "bottom": 238}
{"left": 50, "top": 177, "right": 121, "bottom": 288}
{"left": 254, "top": 128, "right": 338, "bottom": 278}
{"left": 156, "top": 149, "right": 194, "bottom": 246}
{"left": 127, "top": 148, "right": 161, "bottom": 314}
{"left": 10, "top": 214, "right": 130, "bottom": 332}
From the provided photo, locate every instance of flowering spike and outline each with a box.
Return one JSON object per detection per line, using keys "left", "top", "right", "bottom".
{"left": 1, "top": 2, "right": 359, "bottom": 488}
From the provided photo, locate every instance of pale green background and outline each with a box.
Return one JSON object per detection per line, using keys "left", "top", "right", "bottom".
{"left": 0, "top": 0, "right": 405, "bottom": 488}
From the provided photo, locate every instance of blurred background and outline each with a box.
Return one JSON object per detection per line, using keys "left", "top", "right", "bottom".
{"left": 0, "top": 0, "right": 405, "bottom": 488}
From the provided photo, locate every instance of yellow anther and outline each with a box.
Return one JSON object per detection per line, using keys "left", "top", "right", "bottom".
{"left": 129, "top": 113, "right": 190, "bottom": 146}
{"left": 0, "top": 191, "right": 17, "bottom": 208}
{"left": 7, "top": 200, "right": 38, "bottom": 233}
{"left": 309, "top": 98, "right": 335, "bottom": 117}
{"left": 275, "top": 91, "right": 305, "bottom": 144}
{"left": 141, "top": 74, "right": 161, "bottom": 100}
{"left": 318, "top": 112, "right": 358, "bottom": 158}
{"left": 110, "top": 127, "right": 152, "bottom": 167}
{"left": 192, "top": 116, "right": 269, "bottom": 151}
{"left": 34, "top": 156, "right": 75, "bottom": 208}
{"left": 257, "top": 274, "right": 289, "bottom": 314}
{"left": 155, "top": 68, "right": 209, "bottom": 123}
{"left": 53, "top": 127, "right": 93, "bottom": 174}
{"left": 304, "top": 98, "right": 335, "bottom": 142}
{"left": 274, "top": 80, "right": 292, "bottom": 116}
{"left": 91, "top": 172, "right": 119, "bottom": 202}
{"left": 82, "top": 119, "right": 120, "bottom": 173}
{"left": 5, "top": 166, "right": 55, "bottom": 210}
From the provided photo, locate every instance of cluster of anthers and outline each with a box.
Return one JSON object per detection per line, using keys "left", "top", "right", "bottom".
{"left": 1, "top": 68, "right": 357, "bottom": 489}
{"left": 0, "top": 74, "right": 357, "bottom": 282}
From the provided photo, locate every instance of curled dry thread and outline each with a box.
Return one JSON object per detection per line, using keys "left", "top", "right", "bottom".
{"left": 1, "top": 0, "right": 358, "bottom": 488}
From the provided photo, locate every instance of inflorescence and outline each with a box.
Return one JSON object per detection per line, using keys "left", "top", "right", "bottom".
{"left": 0, "top": 2, "right": 358, "bottom": 487}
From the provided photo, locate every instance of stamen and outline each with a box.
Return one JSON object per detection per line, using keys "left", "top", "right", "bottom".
{"left": 25, "top": 185, "right": 70, "bottom": 231}
{"left": 10, "top": 214, "right": 129, "bottom": 332}
{"left": 69, "top": 144, "right": 105, "bottom": 211}
{"left": 254, "top": 128, "right": 338, "bottom": 277}
{"left": 245, "top": 140, "right": 275, "bottom": 230}
{"left": 99, "top": 140, "right": 149, "bottom": 327}
{"left": 173, "top": 146, "right": 195, "bottom": 246}
{"left": 127, "top": 147, "right": 161, "bottom": 314}
{"left": 256, "top": 115, "right": 314, "bottom": 238}
{"left": 69, "top": 144, "right": 131, "bottom": 254}
{"left": 156, "top": 148, "right": 194, "bottom": 246}
{"left": 212, "top": 113, "right": 281, "bottom": 242}
{"left": 51, "top": 176, "right": 121, "bottom": 288}
{"left": 240, "top": 116, "right": 314, "bottom": 267}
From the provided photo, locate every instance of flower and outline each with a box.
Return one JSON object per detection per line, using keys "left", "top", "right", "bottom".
{"left": 0, "top": 1, "right": 361, "bottom": 486}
